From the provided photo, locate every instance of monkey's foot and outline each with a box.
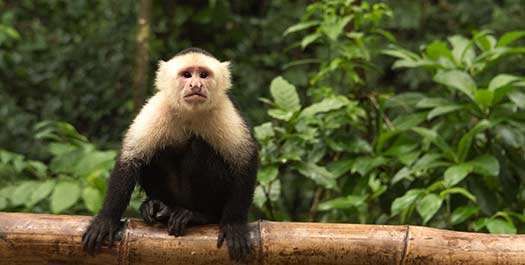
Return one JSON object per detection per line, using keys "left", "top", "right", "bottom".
{"left": 217, "top": 223, "right": 252, "bottom": 261}
{"left": 167, "top": 207, "right": 194, "bottom": 237}
{"left": 139, "top": 199, "right": 171, "bottom": 225}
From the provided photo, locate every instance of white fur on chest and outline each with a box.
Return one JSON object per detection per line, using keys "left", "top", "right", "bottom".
{"left": 121, "top": 92, "right": 253, "bottom": 170}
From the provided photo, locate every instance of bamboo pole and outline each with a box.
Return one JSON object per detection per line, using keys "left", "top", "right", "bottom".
{"left": 0, "top": 212, "right": 524, "bottom": 265}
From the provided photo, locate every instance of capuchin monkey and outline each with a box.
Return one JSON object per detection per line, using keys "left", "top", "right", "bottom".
{"left": 82, "top": 48, "right": 258, "bottom": 261}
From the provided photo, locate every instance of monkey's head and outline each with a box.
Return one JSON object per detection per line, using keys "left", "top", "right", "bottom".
{"left": 155, "top": 48, "right": 232, "bottom": 111}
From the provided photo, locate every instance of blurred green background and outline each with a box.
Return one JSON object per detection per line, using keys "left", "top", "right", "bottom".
{"left": 1, "top": 0, "right": 525, "bottom": 234}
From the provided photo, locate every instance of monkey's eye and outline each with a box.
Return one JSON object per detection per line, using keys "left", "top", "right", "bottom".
{"left": 183, "top": 71, "right": 192, "bottom": 78}
{"left": 200, "top": 72, "right": 209, "bottom": 79}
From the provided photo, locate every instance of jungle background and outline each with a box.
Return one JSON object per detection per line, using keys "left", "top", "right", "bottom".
{"left": 1, "top": 0, "right": 525, "bottom": 234}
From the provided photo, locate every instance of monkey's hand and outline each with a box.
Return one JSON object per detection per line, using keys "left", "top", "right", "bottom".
{"left": 139, "top": 199, "right": 171, "bottom": 225}
{"left": 82, "top": 216, "right": 121, "bottom": 256}
{"left": 217, "top": 223, "right": 252, "bottom": 261}
{"left": 167, "top": 207, "right": 194, "bottom": 237}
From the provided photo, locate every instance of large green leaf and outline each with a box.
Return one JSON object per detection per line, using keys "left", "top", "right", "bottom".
{"left": 473, "top": 89, "right": 494, "bottom": 110}
{"left": 296, "top": 163, "right": 337, "bottom": 189}
{"left": 486, "top": 218, "right": 517, "bottom": 234}
{"left": 440, "top": 187, "right": 476, "bottom": 202}
{"left": 433, "top": 70, "right": 476, "bottom": 100}
{"left": 321, "top": 15, "right": 352, "bottom": 41}
{"left": 254, "top": 122, "right": 274, "bottom": 141}
{"left": 269, "top": 76, "right": 301, "bottom": 112}
{"left": 448, "top": 35, "right": 475, "bottom": 66}
{"left": 497, "top": 31, "right": 525, "bottom": 47}
{"left": 443, "top": 163, "right": 473, "bottom": 187}
{"left": 82, "top": 187, "right": 103, "bottom": 213}
{"left": 50, "top": 181, "right": 81, "bottom": 213}
{"left": 451, "top": 206, "right": 479, "bottom": 225}
{"left": 427, "top": 105, "right": 463, "bottom": 120}
{"left": 27, "top": 180, "right": 56, "bottom": 207}
{"left": 391, "top": 189, "right": 424, "bottom": 216}
{"left": 457, "top": 119, "right": 491, "bottom": 162}
{"left": 10, "top": 181, "right": 37, "bottom": 207}
{"left": 488, "top": 74, "right": 521, "bottom": 91}
{"left": 301, "top": 33, "right": 322, "bottom": 49}
{"left": 469, "top": 154, "right": 499, "bottom": 177}
{"left": 318, "top": 195, "right": 366, "bottom": 211}
{"left": 257, "top": 165, "right": 279, "bottom": 185}
{"left": 300, "top": 96, "right": 347, "bottom": 117}
{"left": 283, "top": 21, "right": 321, "bottom": 36}
{"left": 417, "top": 193, "right": 443, "bottom": 224}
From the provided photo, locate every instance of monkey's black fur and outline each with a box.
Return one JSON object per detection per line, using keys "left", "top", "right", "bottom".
{"left": 176, "top": 47, "right": 215, "bottom": 58}
{"left": 82, "top": 110, "right": 258, "bottom": 261}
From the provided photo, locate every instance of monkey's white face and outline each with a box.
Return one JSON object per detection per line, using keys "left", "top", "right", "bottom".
{"left": 177, "top": 66, "right": 214, "bottom": 106}
{"left": 155, "top": 52, "right": 231, "bottom": 111}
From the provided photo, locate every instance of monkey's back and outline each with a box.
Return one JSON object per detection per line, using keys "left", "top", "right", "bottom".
{"left": 138, "top": 136, "right": 233, "bottom": 221}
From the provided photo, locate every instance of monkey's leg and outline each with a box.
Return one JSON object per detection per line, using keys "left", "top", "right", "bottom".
{"left": 167, "top": 207, "right": 213, "bottom": 237}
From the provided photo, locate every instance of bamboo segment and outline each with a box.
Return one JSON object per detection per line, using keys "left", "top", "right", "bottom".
{"left": 0, "top": 212, "right": 525, "bottom": 265}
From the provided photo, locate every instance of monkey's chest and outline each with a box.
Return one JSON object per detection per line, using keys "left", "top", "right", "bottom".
{"left": 139, "top": 136, "right": 230, "bottom": 213}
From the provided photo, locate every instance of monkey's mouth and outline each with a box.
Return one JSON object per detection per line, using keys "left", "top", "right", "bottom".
{"left": 184, "top": 92, "right": 207, "bottom": 104}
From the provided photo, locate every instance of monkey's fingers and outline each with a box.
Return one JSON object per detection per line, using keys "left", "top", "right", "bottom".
{"left": 155, "top": 205, "right": 171, "bottom": 221}
{"left": 140, "top": 200, "right": 157, "bottom": 225}
{"left": 217, "top": 230, "right": 226, "bottom": 248}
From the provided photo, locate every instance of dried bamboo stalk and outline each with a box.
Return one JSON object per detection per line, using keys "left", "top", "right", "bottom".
{"left": 0, "top": 212, "right": 524, "bottom": 265}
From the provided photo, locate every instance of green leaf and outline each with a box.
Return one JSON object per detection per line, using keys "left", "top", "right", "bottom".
{"left": 269, "top": 76, "right": 301, "bottom": 112}
{"left": 300, "top": 96, "right": 347, "bottom": 117}
{"left": 322, "top": 15, "right": 352, "bottom": 41}
{"left": 497, "top": 31, "right": 525, "bottom": 47}
{"left": 82, "top": 187, "right": 103, "bottom": 213}
{"left": 417, "top": 193, "right": 443, "bottom": 224}
{"left": 392, "top": 113, "right": 426, "bottom": 130}
{"left": 301, "top": 32, "right": 322, "bottom": 49}
{"left": 326, "top": 158, "right": 354, "bottom": 178}
{"left": 27, "top": 180, "right": 56, "bottom": 207}
{"left": 352, "top": 156, "right": 388, "bottom": 176}
{"left": 451, "top": 206, "right": 479, "bottom": 225}
{"left": 318, "top": 195, "right": 366, "bottom": 211}
{"left": 488, "top": 74, "right": 521, "bottom": 91}
{"left": 473, "top": 89, "right": 494, "bottom": 110}
{"left": 412, "top": 127, "right": 456, "bottom": 161}
{"left": 254, "top": 122, "right": 274, "bottom": 141}
{"left": 425, "top": 40, "right": 455, "bottom": 61}
{"left": 296, "top": 163, "right": 337, "bottom": 189}
{"left": 440, "top": 187, "right": 476, "bottom": 202}
{"left": 448, "top": 35, "right": 475, "bottom": 66}
{"left": 0, "top": 197, "right": 7, "bottom": 210}
{"left": 50, "top": 181, "right": 81, "bottom": 213}
{"left": 427, "top": 105, "right": 463, "bottom": 120}
{"left": 508, "top": 91, "right": 525, "bottom": 109}
{"left": 416, "top": 97, "right": 450, "bottom": 108}
{"left": 457, "top": 119, "right": 491, "bottom": 162}
{"left": 391, "top": 167, "right": 411, "bottom": 184}
{"left": 10, "top": 181, "right": 37, "bottom": 207}
{"left": 469, "top": 154, "right": 499, "bottom": 177}
{"left": 391, "top": 189, "right": 424, "bottom": 216}
{"left": 267, "top": 109, "right": 294, "bottom": 121}
{"left": 253, "top": 186, "right": 266, "bottom": 208}
{"left": 433, "top": 70, "right": 477, "bottom": 100}
{"left": 257, "top": 165, "right": 278, "bottom": 185}
{"left": 444, "top": 164, "right": 473, "bottom": 187}
{"left": 284, "top": 21, "right": 320, "bottom": 36}
{"left": 486, "top": 218, "right": 517, "bottom": 234}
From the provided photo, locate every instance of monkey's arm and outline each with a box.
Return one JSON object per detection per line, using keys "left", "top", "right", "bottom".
{"left": 82, "top": 157, "right": 140, "bottom": 255}
{"left": 217, "top": 157, "right": 258, "bottom": 261}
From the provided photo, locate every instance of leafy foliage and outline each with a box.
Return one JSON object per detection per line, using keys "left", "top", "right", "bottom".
{"left": 1, "top": 0, "right": 525, "bottom": 235}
